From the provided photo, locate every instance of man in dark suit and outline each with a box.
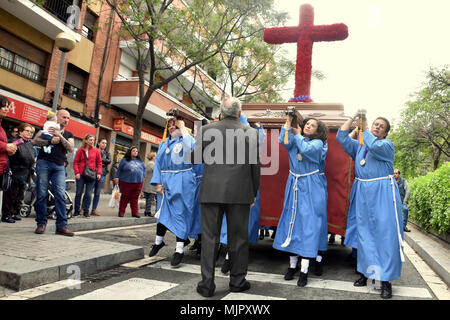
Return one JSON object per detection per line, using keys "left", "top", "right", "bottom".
{"left": 192, "top": 97, "right": 261, "bottom": 297}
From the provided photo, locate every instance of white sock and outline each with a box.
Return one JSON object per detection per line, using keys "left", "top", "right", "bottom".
{"left": 225, "top": 252, "right": 229, "bottom": 260}
{"left": 155, "top": 235, "right": 164, "bottom": 245}
{"left": 290, "top": 255, "right": 299, "bottom": 269}
{"left": 300, "top": 259, "right": 310, "bottom": 273}
{"left": 316, "top": 255, "right": 322, "bottom": 263}
{"left": 175, "top": 241, "right": 184, "bottom": 254}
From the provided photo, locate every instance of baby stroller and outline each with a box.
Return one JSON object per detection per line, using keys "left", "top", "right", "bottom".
{"left": 19, "top": 168, "right": 75, "bottom": 220}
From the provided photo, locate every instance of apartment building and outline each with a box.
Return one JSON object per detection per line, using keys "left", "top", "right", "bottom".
{"left": 0, "top": 0, "right": 221, "bottom": 181}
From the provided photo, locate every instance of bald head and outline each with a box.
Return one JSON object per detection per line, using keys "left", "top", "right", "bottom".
{"left": 220, "top": 97, "right": 241, "bottom": 119}
{"left": 57, "top": 109, "right": 70, "bottom": 128}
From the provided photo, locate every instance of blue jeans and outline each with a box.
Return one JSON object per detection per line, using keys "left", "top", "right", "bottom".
{"left": 74, "top": 176, "right": 96, "bottom": 215}
{"left": 35, "top": 159, "right": 67, "bottom": 228}
{"left": 91, "top": 175, "right": 106, "bottom": 211}
{"left": 402, "top": 204, "right": 409, "bottom": 228}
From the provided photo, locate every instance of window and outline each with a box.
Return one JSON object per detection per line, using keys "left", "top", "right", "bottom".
{"left": 63, "top": 64, "right": 88, "bottom": 102}
{"left": 82, "top": 10, "right": 97, "bottom": 41}
{"left": 0, "top": 47, "right": 45, "bottom": 83}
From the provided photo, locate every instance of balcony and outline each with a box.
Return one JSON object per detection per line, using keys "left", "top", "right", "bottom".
{"left": 0, "top": 0, "right": 81, "bottom": 41}
{"left": 110, "top": 77, "right": 204, "bottom": 127}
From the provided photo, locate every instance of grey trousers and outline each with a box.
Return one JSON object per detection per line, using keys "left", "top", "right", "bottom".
{"left": 197, "top": 203, "right": 250, "bottom": 296}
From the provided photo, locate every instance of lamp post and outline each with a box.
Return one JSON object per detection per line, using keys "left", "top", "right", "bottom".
{"left": 52, "top": 32, "right": 76, "bottom": 111}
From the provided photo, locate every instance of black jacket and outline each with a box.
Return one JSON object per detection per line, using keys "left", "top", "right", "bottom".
{"left": 9, "top": 140, "right": 35, "bottom": 184}
{"left": 100, "top": 150, "right": 111, "bottom": 176}
{"left": 192, "top": 117, "right": 261, "bottom": 204}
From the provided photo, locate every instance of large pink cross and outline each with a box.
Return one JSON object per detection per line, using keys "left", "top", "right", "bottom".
{"left": 264, "top": 4, "right": 348, "bottom": 102}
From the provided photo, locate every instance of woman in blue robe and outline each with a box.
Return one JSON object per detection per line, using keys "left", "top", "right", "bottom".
{"left": 148, "top": 118, "right": 196, "bottom": 268}
{"left": 336, "top": 110, "right": 403, "bottom": 299}
{"left": 273, "top": 116, "right": 328, "bottom": 287}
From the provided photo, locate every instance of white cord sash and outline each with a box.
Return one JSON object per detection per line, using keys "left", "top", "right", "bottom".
{"left": 154, "top": 167, "right": 193, "bottom": 219}
{"left": 355, "top": 175, "right": 405, "bottom": 262}
{"left": 281, "top": 169, "right": 319, "bottom": 248}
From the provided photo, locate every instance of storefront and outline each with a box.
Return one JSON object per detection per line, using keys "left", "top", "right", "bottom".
{"left": 0, "top": 88, "right": 97, "bottom": 178}
{"left": 112, "top": 117, "right": 161, "bottom": 163}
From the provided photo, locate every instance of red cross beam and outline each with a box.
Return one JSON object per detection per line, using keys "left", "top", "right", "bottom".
{"left": 264, "top": 4, "right": 348, "bottom": 102}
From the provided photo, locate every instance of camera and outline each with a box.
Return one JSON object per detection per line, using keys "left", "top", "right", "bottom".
{"left": 166, "top": 108, "right": 179, "bottom": 118}
{"left": 285, "top": 106, "right": 296, "bottom": 117}
{"left": 285, "top": 106, "right": 304, "bottom": 127}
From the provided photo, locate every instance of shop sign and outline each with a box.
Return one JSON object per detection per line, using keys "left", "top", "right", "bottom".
{"left": 4, "top": 94, "right": 96, "bottom": 139}
{"left": 113, "top": 118, "right": 162, "bottom": 145}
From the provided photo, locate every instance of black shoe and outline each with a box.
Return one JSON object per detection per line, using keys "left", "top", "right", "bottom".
{"left": 171, "top": 252, "right": 184, "bottom": 268}
{"left": 197, "top": 285, "right": 214, "bottom": 298}
{"left": 265, "top": 229, "right": 270, "bottom": 237}
{"left": 132, "top": 214, "right": 141, "bottom": 218}
{"left": 12, "top": 216, "right": 21, "bottom": 221}
{"left": 404, "top": 227, "right": 410, "bottom": 232}
{"left": 259, "top": 229, "right": 264, "bottom": 240}
{"left": 189, "top": 240, "right": 200, "bottom": 251}
{"left": 314, "top": 260, "right": 323, "bottom": 276}
{"left": 284, "top": 267, "right": 299, "bottom": 280}
{"left": 354, "top": 274, "right": 368, "bottom": 287}
{"left": 149, "top": 241, "right": 165, "bottom": 257}
{"left": 229, "top": 280, "right": 250, "bottom": 293}
{"left": 1, "top": 217, "right": 15, "bottom": 223}
{"left": 297, "top": 272, "right": 308, "bottom": 287}
{"left": 83, "top": 214, "right": 90, "bottom": 219}
{"left": 381, "top": 281, "right": 392, "bottom": 299}
{"left": 328, "top": 234, "right": 335, "bottom": 244}
{"left": 221, "top": 259, "right": 232, "bottom": 274}
{"left": 271, "top": 229, "right": 276, "bottom": 239}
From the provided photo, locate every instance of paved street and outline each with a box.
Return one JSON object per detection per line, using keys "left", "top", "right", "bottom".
{"left": 1, "top": 221, "right": 447, "bottom": 302}
{"left": 0, "top": 191, "right": 448, "bottom": 311}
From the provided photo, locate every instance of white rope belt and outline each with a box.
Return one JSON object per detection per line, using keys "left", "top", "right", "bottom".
{"left": 355, "top": 175, "right": 405, "bottom": 262}
{"left": 161, "top": 168, "right": 193, "bottom": 173}
{"left": 155, "top": 168, "right": 193, "bottom": 218}
{"left": 281, "top": 169, "right": 319, "bottom": 248}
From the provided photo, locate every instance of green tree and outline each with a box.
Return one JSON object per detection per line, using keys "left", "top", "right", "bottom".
{"left": 103, "top": 0, "right": 288, "bottom": 148}
{"left": 392, "top": 65, "right": 449, "bottom": 178}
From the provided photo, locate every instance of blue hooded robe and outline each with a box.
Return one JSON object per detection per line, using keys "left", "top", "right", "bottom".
{"left": 336, "top": 129, "right": 403, "bottom": 281}
{"left": 273, "top": 127, "right": 326, "bottom": 258}
{"left": 152, "top": 134, "right": 196, "bottom": 240}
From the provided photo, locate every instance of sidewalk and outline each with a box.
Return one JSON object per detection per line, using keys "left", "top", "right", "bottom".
{"left": 0, "top": 192, "right": 156, "bottom": 291}
{"left": 0, "top": 191, "right": 448, "bottom": 294}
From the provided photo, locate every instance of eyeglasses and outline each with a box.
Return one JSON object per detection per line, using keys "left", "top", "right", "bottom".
{"left": 23, "top": 129, "right": 33, "bottom": 133}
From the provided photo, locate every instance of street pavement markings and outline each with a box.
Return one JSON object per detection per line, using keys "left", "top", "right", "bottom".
{"left": 149, "top": 261, "right": 433, "bottom": 299}
{"left": 75, "top": 223, "right": 156, "bottom": 235}
{"left": 404, "top": 241, "right": 450, "bottom": 300}
{"left": 70, "top": 278, "right": 178, "bottom": 300}
{"left": 121, "top": 256, "right": 166, "bottom": 268}
{"left": 0, "top": 279, "right": 84, "bottom": 300}
{"left": 222, "top": 292, "right": 285, "bottom": 300}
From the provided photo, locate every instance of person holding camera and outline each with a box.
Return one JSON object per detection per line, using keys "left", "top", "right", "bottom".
{"left": 273, "top": 109, "right": 328, "bottom": 288}
{"left": 148, "top": 116, "right": 196, "bottom": 268}
{"left": 336, "top": 109, "right": 403, "bottom": 299}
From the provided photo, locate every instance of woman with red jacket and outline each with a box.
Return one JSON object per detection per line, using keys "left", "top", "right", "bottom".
{"left": 73, "top": 134, "right": 102, "bottom": 218}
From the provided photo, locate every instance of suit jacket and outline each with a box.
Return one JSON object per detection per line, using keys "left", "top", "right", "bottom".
{"left": 192, "top": 116, "right": 261, "bottom": 204}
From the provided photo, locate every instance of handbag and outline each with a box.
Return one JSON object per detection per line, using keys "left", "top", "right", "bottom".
{"left": 0, "top": 161, "right": 12, "bottom": 191}
{"left": 81, "top": 150, "right": 97, "bottom": 182}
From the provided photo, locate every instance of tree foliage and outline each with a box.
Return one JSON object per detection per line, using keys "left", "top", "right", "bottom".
{"left": 102, "top": 0, "right": 291, "bottom": 147}
{"left": 391, "top": 65, "right": 449, "bottom": 178}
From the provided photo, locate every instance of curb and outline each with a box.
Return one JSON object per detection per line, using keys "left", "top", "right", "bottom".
{"left": 404, "top": 225, "right": 450, "bottom": 287}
